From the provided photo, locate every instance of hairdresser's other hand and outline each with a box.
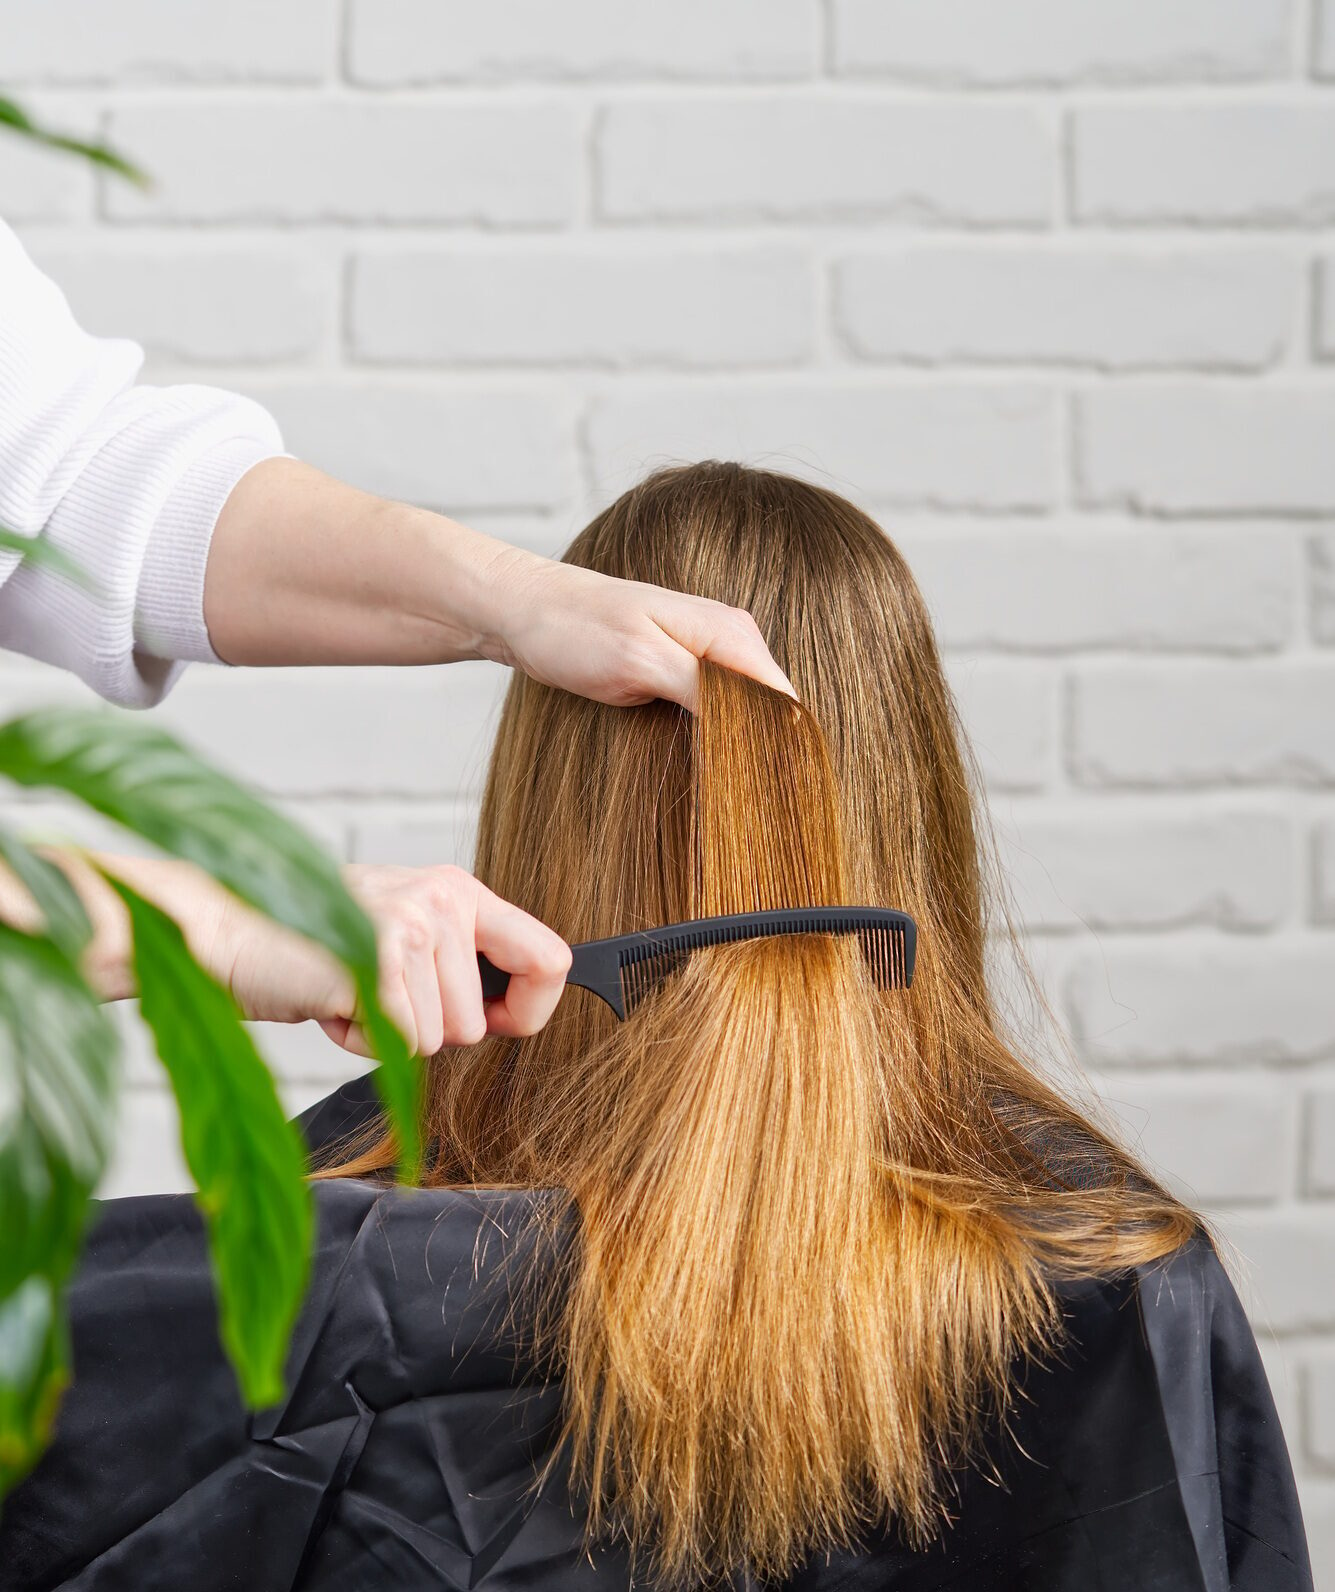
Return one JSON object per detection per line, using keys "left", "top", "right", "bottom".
{"left": 476, "top": 545, "right": 795, "bottom": 712}
{"left": 216, "top": 863, "right": 572, "bottom": 1056}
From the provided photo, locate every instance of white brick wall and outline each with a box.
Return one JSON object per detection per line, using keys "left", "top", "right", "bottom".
{"left": 1078, "top": 388, "right": 1335, "bottom": 514}
{"left": 0, "top": 3, "right": 1331, "bottom": 1577}
{"left": 597, "top": 99, "right": 1055, "bottom": 224}
{"left": 350, "top": 244, "right": 816, "bottom": 368}
{"left": 256, "top": 383, "right": 575, "bottom": 512}
{"left": 29, "top": 243, "right": 335, "bottom": 363}
{"left": 105, "top": 102, "right": 582, "bottom": 225}
{"left": 834, "top": 247, "right": 1296, "bottom": 371}
{"left": 1070, "top": 662, "right": 1335, "bottom": 786}
{"left": 830, "top": 0, "right": 1295, "bottom": 85}
{"left": 345, "top": 0, "right": 819, "bottom": 84}
{"left": 0, "top": 0, "right": 338, "bottom": 84}
{"left": 588, "top": 385, "right": 1059, "bottom": 509}
{"left": 1073, "top": 104, "right": 1335, "bottom": 226}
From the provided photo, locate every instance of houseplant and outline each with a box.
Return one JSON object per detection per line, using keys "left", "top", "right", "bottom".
{"left": 0, "top": 109, "right": 418, "bottom": 1498}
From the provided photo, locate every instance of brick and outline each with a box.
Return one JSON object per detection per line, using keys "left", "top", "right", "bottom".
{"left": 1077, "top": 388, "right": 1335, "bottom": 515}
{"left": 105, "top": 102, "right": 578, "bottom": 225}
{"left": 896, "top": 521, "right": 1295, "bottom": 654}
{"left": 1255, "top": 1339, "right": 1302, "bottom": 1446}
{"left": 1222, "top": 1211, "right": 1335, "bottom": 1332}
{"left": 1003, "top": 933, "right": 1076, "bottom": 1023}
{"left": 348, "top": 0, "right": 816, "bottom": 82}
{"left": 146, "top": 663, "right": 509, "bottom": 797}
{"left": 0, "top": 659, "right": 98, "bottom": 732}
{"left": 1317, "top": 259, "right": 1335, "bottom": 361}
{"left": 1065, "top": 939, "right": 1335, "bottom": 1067}
{"left": 0, "top": 0, "right": 336, "bottom": 83}
{"left": 597, "top": 99, "right": 1053, "bottom": 224}
{"left": 264, "top": 801, "right": 350, "bottom": 860}
{"left": 351, "top": 246, "right": 813, "bottom": 369}
{"left": 34, "top": 247, "right": 332, "bottom": 364}
{"left": 0, "top": 96, "right": 97, "bottom": 222}
{"left": 100, "top": 1072, "right": 349, "bottom": 1192}
{"left": 1311, "top": 1354, "right": 1335, "bottom": 1466}
{"left": 1317, "top": 822, "right": 1335, "bottom": 923}
{"left": 1072, "top": 105, "right": 1335, "bottom": 226}
{"left": 281, "top": 1077, "right": 348, "bottom": 1119}
{"left": 1296, "top": 1486, "right": 1335, "bottom": 1592}
{"left": 247, "top": 1020, "right": 368, "bottom": 1087}
{"left": 1309, "top": 1089, "right": 1335, "bottom": 1196}
{"left": 0, "top": 798, "right": 152, "bottom": 856}
{"left": 99, "top": 1088, "right": 192, "bottom": 1198}
{"left": 1313, "top": 531, "right": 1335, "bottom": 644}
{"left": 832, "top": 0, "right": 1292, "bottom": 84}
{"left": 1070, "top": 663, "right": 1335, "bottom": 788}
{"left": 835, "top": 247, "right": 1294, "bottom": 371}
{"left": 587, "top": 385, "right": 1057, "bottom": 512}
{"left": 251, "top": 382, "right": 574, "bottom": 512}
{"left": 109, "top": 1001, "right": 160, "bottom": 1089}
{"left": 997, "top": 803, "right": 1291, "bottom": 932}
{"left": 349, "top": 805, "right": 479, "bottom": 868}
{"left": 945, "top": 660, "right": 1055, "bottom": 792}
{"left": 1096, "top": 1076, "right": 1289, "bottom": 1203}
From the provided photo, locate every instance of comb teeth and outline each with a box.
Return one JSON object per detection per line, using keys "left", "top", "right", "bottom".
{"left": 856, "top": 923, "right": 908, "bottom": 993}
{"left": 616, "top": 916, "right": 911, "bottom": 1013}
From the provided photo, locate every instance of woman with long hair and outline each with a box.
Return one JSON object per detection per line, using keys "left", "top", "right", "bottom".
{"left": 308, "top": 461, "right": 1300, "bottom": 1586}
{"left": 0, "top": 462, "right": 1310, "bottom": 1591}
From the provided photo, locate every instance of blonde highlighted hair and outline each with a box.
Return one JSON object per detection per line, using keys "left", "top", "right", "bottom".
{"left": 323, "top": 463, "right": 1197, "bottom": 1585}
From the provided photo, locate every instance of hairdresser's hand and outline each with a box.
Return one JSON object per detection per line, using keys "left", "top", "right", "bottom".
{"left": 476, "top": 545, "right": 795, "bottom": 712}
{"left": 215, "top": 863, "right": 572, "bottom": 1056}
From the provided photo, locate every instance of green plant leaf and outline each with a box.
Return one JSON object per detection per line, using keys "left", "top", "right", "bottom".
{"left": 0, "top": 827, "right": 92, "bottom": 962}
{"left": 0, "top": 923, "right": 116, "bottom": 1298}
{"left": 0, "top": 709, "right": 420, "bottom": 1180}
{"left": 0, "top": 97, "right": 149, "bottom": 188}
{"left": 0, "top": 527, "right": 96, "bottom": 592}
{"left": 0, "top": 922, "right": 117, "bottom": 1488}
{"left": 109, "top": 879, "right": 313, "bottom": 1409}
{"left": 0, "top": 1277, "right": 67, "bottom": 1495}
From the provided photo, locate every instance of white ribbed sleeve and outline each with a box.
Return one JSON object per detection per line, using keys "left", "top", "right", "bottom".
{"left": 0, "top": 219, "right": 285, "bottom": 707}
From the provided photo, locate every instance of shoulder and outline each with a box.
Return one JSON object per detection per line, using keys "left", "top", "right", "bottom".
{"left": 295, "top": 1071, "right": 385, "bottom": 1160}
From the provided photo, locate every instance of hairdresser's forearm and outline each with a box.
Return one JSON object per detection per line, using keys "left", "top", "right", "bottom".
{"left": 0, "top": 851, "right": 225, "bottom": 1001}
{"left": 202, "top": 457, "right": 518, "bottom": 668}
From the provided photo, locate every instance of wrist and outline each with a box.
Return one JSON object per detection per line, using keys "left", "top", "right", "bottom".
{"left": 411, "top": 505, "right": 547, "bottom": 668}
{"left": 90, "top": 854, "right": 229, "bottom": 996}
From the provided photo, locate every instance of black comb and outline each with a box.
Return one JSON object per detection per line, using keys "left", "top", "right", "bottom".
{"left": 477, "top": 906, "right": 916, "bottom": 1021}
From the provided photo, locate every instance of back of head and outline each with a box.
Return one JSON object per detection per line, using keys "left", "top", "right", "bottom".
{"left": 330, "top": 462, "right": 1197, "bottom": 1586}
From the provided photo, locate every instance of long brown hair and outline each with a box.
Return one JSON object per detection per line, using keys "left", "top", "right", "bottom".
{"left": 324, "top": 463, "right": 1197, "bottom": 1585}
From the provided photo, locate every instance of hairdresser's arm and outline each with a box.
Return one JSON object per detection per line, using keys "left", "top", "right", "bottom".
{"left": 204, "top": 458, "right": 792, "bottom": 711}
{"left": 0, "top": 851, "right": 570, "bottom": 1053}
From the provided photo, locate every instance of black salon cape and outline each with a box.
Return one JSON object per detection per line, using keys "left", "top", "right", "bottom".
{"left": 0, "top": 1076, "right": 1313, "bottom": 1592}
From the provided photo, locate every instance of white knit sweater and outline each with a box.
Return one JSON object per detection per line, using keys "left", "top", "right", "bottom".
{"left": 0, "top": 219, "right": 284, "bottom": 706}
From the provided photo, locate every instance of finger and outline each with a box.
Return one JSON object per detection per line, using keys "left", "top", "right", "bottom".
{"left": 472, "top": 887, "right": 571, "bottom": 1039}
{"left": 433, "top": 911, "right": 489, "bottom": 1048}
{"left": 374, "top": 945, "right": 420, "bottom": 1058}
{"left": 400, "top": 939, "right": 446, "bottom": 1057}
{"left": 695, "top": 605, "right": 796, "bottom": 698}
{"left": 630, "top": 629, "right": 699, "bottom": 711}
{"left": 319, "top": 1015, "right": 374, "bottom": 1059}
{"left": 647, "top": 597, "right": 795, "bottom": 710}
